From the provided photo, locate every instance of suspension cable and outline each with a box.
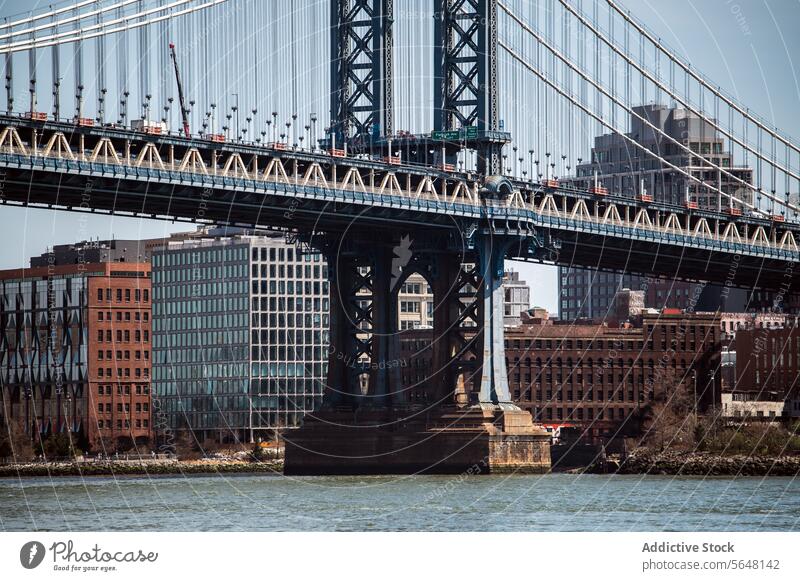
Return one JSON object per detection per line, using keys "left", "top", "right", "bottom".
{"left": 0, "top": 0, "right": 226, "bottom": 54}
{"left": 499, "top": 2, "right": 799, "bottom": 216}
{"left": 0, "top": 1, "right": 139, "bottom": 45}
{"left": 554, "top": 0, "right": 800, "bottom": 188}
{"left": 500, "top": 39, "right": 766, "bottom": 216}
{"left": 605, "top": 0, "right": 800, "bottom": 155}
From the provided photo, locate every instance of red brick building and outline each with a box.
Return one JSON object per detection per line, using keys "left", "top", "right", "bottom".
{"left": 732, "top": 326, "right": 800, "bottom": 399}
{"left": 505, "top": 312, "right": 721, "bottom": 439}
{"left": 399, "top": 311, "right": 721, "bottom": 441}
{"left": 0, "top": 262, "right": 152, "bottom": 454}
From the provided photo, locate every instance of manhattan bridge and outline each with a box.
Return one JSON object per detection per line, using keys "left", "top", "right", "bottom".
{"left": 0, "top": 0, "right": 797, "bottom": 472}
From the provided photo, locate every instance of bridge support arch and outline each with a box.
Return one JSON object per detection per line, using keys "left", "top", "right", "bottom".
{"left": 285, "top": 227, "right": 551, "bottom": 475}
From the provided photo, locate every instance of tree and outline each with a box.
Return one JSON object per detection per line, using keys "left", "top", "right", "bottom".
{"left": 639, "top": 384, "right": 698, "bottom": 451}
{"left": 0, "top": 418, "right": 35, "bottom": 462}
{"left": 41, "top": 433, "right": 75, "bottom": 459}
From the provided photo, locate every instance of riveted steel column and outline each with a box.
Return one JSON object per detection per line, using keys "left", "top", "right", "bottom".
{"left": 476, "top": 233, "right": 513, "bottom": 404}
{"left": 368, "top": 243, "right": 394, "bottom": 406}
{"left": 430, "top": 251, "right": 461, "bottom": 404}
{"left": 324, "top": 250, "right": 360, "bottom": 408}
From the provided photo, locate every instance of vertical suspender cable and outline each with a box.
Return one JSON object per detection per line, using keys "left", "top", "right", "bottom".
{"left": 186, "top": 5, "right": 193, "bottom": 134}
{"left": 757, "top": 123, "right": 762, "bottom": 192}
{"left": 159, "top": 17, "right": 167, "bottom": 125}
{"left": 52, "top": 10, "right": 60, "bottom": 119}
{"left": 654, "top": 37, "right": 660, "bottom": 105}
{"left": 291, "top": 0, "right": 298, "bottom": 141}
{"left": 562, "top": 3, "right": 568, "bottom": 176}
{"left": 594, "top": 0, "right": 601, "bottom": 142}
{"left": 545, "top": 0, "right": 552, "bottom": 173}
{"left": 4, "top": 19, "right": 12, "bottom": 113}
{"left": 96, "top": 0, "right": 106, "bottom": 123}
{"left": 609, "top": 5, "right": 615, "bottom": 130}
{"left": 223, "top": 0, "right": 229, "bottom": 129}
{"left": 715, "top": 92, "right": 721, "bottom": 211}
{"left": 578, "top": 0, "right": 585, "bottom": 167}
{"left": 252, "top": 0, "right": 259, "bottom": 140}
{"left": 786, "top": 142, "right": 791, "bottom": 210}
{"left": 75, "top": 4, "right": 84, "bottom": 119}
{"left": 137, "top": 0, "right": 144, "bottom": 120}
{"left": 534, "top": 0, "right": 540, "bottom": 174}
{"left": 28, "top": 29, "right": 36, "bottom": 114}
{"left": 203, "top": 5, "right": 210, "bottom": 134}
{"left": 141, "top": 0, "right": 153, "bottom": 119}
{"left": 640, "top": 26, "right": 646, "bottom": 106}
{"left": 771, "top": 133, "right": 776, "bottom": 200}
{"left": 117, "top": 4, "right": 125, "bottom": 124}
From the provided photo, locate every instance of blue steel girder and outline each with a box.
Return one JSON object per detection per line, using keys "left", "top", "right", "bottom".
{"left": 331, "top": 0, "right": 393, "bottom": 144}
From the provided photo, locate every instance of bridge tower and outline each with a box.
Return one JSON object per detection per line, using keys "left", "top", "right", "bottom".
{"left": 286, "top": 0, "right": 549, "bottom": 475}
{"left": 434, "top": 0, "right": 506, "bottom": 175}
{"left": 330, "top": 0, "right": 393, "bottom": 147}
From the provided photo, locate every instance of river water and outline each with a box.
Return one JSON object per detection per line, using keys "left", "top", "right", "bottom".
{"left": 1, "top": 474, "right": 798, "bottom": 531}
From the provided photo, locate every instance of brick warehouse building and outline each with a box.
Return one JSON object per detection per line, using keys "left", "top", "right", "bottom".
{"left": 732, "top": 326, "right": 800, "bottom": 401}
{"left": 399, "top": 311, "right": 721, "bottom": 441}
{"left": 0, "top": 262, "right": 152, "bottom": 453}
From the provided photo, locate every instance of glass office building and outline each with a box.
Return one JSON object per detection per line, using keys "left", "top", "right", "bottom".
{"left": 151, "top": 232, "right": 328, "bottom": 444}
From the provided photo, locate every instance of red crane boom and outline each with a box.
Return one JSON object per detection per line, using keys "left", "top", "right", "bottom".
{"left": 169, "top": 42, "right": 191, "bottom": 138}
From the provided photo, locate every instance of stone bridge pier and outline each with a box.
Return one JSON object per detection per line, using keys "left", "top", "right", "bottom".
{"left": 284, "top": 183, "right": 552, "bottom": 475}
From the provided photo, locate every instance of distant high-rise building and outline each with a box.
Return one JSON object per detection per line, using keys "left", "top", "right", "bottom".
{"left": 503, "top": 271, "right": 531, "bottom": 326}
{"left": 561, "top": 104, "right": 755, "bottom": 321}
{"left": 150, "top": 231, "right": 329, "bottom": 444}
{"left": 573, "top": 104, "right": 753, "bottom": 208}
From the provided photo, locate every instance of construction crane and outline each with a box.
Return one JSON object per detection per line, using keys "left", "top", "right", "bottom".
{"left": 169, "top": 42, "right": 191, "bottom": 138}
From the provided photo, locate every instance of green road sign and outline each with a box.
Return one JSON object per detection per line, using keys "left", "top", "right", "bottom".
{"left": 431, "top": 127, "right": 479, "bottom": 140}
{"left": 431, "top": 130, "right": 460, "bottom": 140}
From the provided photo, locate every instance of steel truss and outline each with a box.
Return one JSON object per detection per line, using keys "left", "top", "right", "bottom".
{"left": 330, "top": 0, "right": 393, "bottom": 145}
{"left": 434, "top": 0, "right": 502, "bottom": 174}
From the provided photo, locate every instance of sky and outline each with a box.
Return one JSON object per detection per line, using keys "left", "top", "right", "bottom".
{"left": 1, "top": 0, "right": 799, "bottom": 313}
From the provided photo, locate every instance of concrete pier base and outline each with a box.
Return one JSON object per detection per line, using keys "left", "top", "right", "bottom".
{"left": 284, "top": 405, "right": 551, "bottom": 475}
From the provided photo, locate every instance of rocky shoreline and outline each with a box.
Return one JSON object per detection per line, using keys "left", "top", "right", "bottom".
{"left": 4, "top": 451, "right": 800, "bottom": 478}
{"left": 587, "top": 450, "right": 800, "bottom": 476}
{"left": 0, "top": 459, "right": 283, "bottom": 478}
